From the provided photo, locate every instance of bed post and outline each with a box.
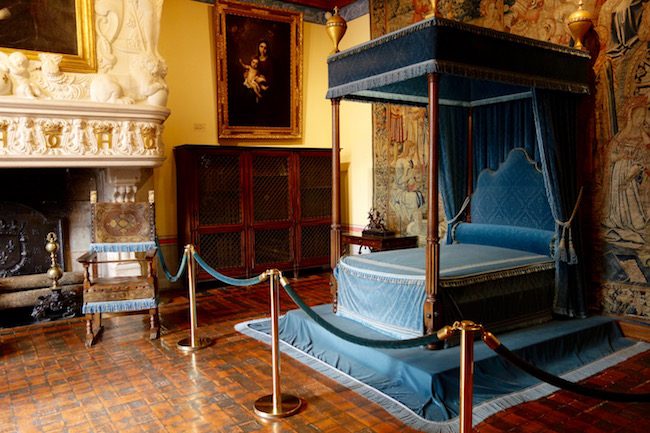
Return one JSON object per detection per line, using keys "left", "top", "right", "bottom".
{"left": 466, "top": 107, "right": 473, "bottom": 222}
{"left": 425, "top": 73, "right": 441, "bottom": 343}
{"left": 330, "top": 97, "right": 342, "bottom": 311}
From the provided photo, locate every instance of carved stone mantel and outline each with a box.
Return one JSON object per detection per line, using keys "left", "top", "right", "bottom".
{"left": 0, "top": 97, "right": 169, "bottom": 167}
{"left": 0, "top": 0, "right": 169, "bottom": 169}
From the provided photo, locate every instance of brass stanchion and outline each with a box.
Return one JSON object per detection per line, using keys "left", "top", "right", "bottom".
{"left": 458, "top": 320, "right": 482, "bottom": 433}
{"left": 254, "top": 270, "right": 302, "bottom": 419}
{"left": 177, "top": 245, "right": 213, "bottom": 352}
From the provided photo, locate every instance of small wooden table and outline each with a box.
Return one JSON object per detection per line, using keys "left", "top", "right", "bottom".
{"left": 341, "top": 233, "right": 419, "bottom": 253}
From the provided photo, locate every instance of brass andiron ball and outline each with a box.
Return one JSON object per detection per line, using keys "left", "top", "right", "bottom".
{"left": 567, "top": 0, "right": 593, "bottom": 50}
{"left": 45, "top": 232, "right": 63, "bottom": 288}
{"left": 326, "top": 7, "right": 347, "bottom": 54}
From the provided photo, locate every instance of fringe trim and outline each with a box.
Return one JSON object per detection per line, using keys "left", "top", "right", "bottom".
{"left": 82, "top": 298, "right": 157, "bottom": 314}
{"left": 440, "top": 262, "right": 554, "bottom": 288}
{"left": 327, "top": 58, "right": 588, "bottom": 101}
{"left": 236, "top": 317, "right": 649, "bottom": 433}
{"left": 90, "top": 242, "right": 156, "bottom": 253}
{"left": 338, "top": 256, "right": 554, "bottom": 288}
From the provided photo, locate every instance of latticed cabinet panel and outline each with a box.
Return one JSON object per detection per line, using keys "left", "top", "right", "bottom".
{"left": 253, "top": 228, "right": 292, "bottom": 270}
{"left": 252, "top": 154, "right": 290, "bottom": 223}
{"left": 198, "top": 232, "right": 244, "bottom": 271}
{"left": 198, "top": 154, "right": 242, "bottom": 225}
{"left": 300, "top": 223, "right": 330, "bottom": 260}
{"left": 300, "top": 154, "right": 332, "bottom": 219}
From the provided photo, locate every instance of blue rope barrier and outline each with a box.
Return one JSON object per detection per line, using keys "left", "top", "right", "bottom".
{"left": 154, "top": 237, "right": 188, "bottom": 283}
{"left": 193, "top": 251, "right": 266, "bottom": 287}
{"left": 278, "top": 277, "right": 441, "bottom": 349}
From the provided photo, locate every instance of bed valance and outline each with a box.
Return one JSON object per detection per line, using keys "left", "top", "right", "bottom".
{"left": 326, "top": 17, "right": 591, "bottom": 104}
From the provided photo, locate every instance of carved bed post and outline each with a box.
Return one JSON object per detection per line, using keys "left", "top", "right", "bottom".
{"left": 425, "top": 73, "right": 441, "bottom": 339}
{"left": 466, "top": 107, "right": 474, "bottom": 221}
{"left": 330, "top": 97, "right": 342, "bottom": 311}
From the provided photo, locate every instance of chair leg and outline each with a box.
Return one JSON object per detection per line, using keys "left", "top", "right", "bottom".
{"left": 149, "top": 308, "right": 160, "bottom": 340}
{"left": 85, "top": 313, "right": 103, "bottom": 348}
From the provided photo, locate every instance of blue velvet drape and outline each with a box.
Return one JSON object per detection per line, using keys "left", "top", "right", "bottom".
{"left": 532, "top": 89, "right": 587, "bottom": 318}
{"left": 472, "top": 98, "right": 538, "bottom": 189}
{"left": 439, "top": 98, "right": 537, "bottom": 243}
{"left": 439, "top": 105, "right": 469, "bottom": 243}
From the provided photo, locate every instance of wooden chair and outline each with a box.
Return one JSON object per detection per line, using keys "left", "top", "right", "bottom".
{"left": 77, "top": 190, "right": 159, "bottom": 348}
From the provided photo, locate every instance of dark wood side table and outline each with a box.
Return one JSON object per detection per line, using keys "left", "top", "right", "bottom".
{"left": 341, "top": 233, "right": 419, "bottom": 253}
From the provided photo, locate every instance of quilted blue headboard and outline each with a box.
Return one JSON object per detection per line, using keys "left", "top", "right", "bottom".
{"left": 452, "top": 148, "right": 555, "bottom": 256}
{"left": 470, "top": 148, "right": 554, "bottom": 231}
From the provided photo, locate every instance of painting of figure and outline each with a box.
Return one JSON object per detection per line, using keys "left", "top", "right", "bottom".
{"left": 215, "top": 1, "right": 302, "bottom": 139}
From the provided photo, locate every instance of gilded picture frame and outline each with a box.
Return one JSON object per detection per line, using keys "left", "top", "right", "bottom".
{"left": 0, "top": 0, "right": 96, "bottom": 73}
{"left": 215, "top": 1, "right": 303, "bottom": 139}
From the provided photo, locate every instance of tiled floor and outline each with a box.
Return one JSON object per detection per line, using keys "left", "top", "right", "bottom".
{"left": 0, "top": 273, "right": 648, "bottom": 433}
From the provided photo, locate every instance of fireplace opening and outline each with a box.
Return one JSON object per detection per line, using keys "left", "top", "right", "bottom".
{"left": 0, "top": 168, "right": 100, "bottom": 326}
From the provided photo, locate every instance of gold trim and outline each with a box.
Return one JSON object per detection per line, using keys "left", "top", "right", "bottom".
{"left": 141, "top": 126, "right": 157, "bottom": 150}
{"left": 0, "top": 0, "right": 96, "bottom": 73}
{"left": 0, "top": 121, "right": 7, "bottom": 148}
{"left": 43, "top": 123, "right": 63, "bottom": 149}
{"left": 93, "top": 125, "right": 113, "bottom": 149}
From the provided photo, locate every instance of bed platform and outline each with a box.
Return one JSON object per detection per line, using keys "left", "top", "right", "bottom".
{"left": 326, "top": 17, "right": 590, "bottom": 338}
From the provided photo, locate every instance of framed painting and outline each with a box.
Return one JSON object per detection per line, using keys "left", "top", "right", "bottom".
{"left": 215, "top": 1, "right": 303, "bottom": 139}
{"left": 0, "top": 0, "right": 96, "bottom": 72}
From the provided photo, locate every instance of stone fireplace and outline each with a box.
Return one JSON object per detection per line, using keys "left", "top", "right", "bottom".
{"left": 0, "top": 1, "right": 169, "bottom": 313}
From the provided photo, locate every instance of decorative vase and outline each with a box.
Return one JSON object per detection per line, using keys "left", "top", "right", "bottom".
{"left": 567, "top": 0, "right": 593, "bottom": 50}
{"left": 326, "top": 7, "right": 347, "bottom": 54}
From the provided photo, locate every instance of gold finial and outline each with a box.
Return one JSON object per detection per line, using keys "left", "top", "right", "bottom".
{"left": 567, "top": 0, "right": 593, "bottom": 50}
{"left": 325, "top": 7, "right": 347, "bottom": 54}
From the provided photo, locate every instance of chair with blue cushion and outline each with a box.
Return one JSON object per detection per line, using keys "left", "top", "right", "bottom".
{"left": 77, "top": 190, "right": 159, "bottom": 348}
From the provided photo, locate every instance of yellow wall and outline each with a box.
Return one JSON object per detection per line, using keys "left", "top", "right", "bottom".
{"left": 156, "top": 0, "right": 372, "bottom": 239}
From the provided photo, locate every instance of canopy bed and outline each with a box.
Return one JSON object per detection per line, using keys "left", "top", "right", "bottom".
{"left": 327, "top": 17, "right": 591, "bottom": 340}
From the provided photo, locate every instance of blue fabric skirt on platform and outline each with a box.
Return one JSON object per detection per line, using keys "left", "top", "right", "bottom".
{"left": 237, "top": 306, "right": 648, "bottom": 433}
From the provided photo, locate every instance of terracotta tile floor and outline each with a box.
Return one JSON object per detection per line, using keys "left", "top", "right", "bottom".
{"left": 0, "top": 273, "right": 648, "bottom": 433}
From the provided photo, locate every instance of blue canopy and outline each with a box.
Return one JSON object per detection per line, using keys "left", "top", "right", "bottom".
{"left": 326, "top": 17, "right": 590, "bottom": 104}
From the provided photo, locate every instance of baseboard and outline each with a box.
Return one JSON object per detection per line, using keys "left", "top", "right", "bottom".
{"left": 617, "top": 318, "right": 650, "bottom": 343}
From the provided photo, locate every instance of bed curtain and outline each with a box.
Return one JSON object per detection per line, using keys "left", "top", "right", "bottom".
{"left": 532, "top": 89, "right": 587, "bottom": 318}
{"left": 438, "top": 92, "right": 587, "bottom": 318}
{"left": 439, "top": 105, "right": 469, "bottom": 243}
{"left": 472, "top": 98, "right": 538, "bottom": 184}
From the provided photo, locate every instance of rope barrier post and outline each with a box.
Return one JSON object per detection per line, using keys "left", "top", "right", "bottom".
{"left": 458, "top": 320, "right": 481, "bottom": 433}
{"left": 177, "top": 245, "right": 213, "bottom": 352}
{"left": 254, "top": 269, "right": 302, "bottom": 419}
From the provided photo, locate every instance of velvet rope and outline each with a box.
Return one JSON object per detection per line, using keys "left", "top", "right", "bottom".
{"left": 490, "top": 340, "right": 650, "bottom": 402}
{"left": 154, "top": 238, "right": 188, "bottom": 283}
{"left": 192, "top": 251, "right": 266, "bottom": 287}
{"left": 279, "top": 278, "right": 441, "bottom": 349}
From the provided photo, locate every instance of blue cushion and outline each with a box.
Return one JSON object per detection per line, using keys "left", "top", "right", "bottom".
{"left": 453, "top": 222, "right": 554, "bottom": 256}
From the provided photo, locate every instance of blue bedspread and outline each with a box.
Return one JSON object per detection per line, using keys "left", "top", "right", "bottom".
{"left": 336, "top": 244, "right": 553, "bottom": 339}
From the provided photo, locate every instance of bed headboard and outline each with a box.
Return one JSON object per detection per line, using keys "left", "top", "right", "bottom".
{"left": 453, "top": 148, "right": 555, "bottom": 256}
{"left": 470, "top": 148, "right": 554, "bottom": 231}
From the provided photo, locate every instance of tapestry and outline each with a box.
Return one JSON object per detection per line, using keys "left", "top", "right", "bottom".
{"left": 369, "top": 0, "right": 650, "bottom": 318}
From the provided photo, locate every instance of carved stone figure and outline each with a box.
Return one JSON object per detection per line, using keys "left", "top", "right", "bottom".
{"left": 89, "top": 74, "right": 133, "bottom": 104}
{"left": 7, "top": 52, "right": 39, "bottom": 98}
{"left": 38, "top": 53, "right": 87, "bottom": 100}
{"left": 130, "top": 53, "right": 168, "bottom": 106}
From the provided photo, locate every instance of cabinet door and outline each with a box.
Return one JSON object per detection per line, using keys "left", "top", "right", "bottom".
{"left": 196, "top": 151, "right": 246, "bottom": 278}
{"left": 249, "top": 152, "right": 293, "bottom": 273}
{"left": 296, "top": 152, "right": 331, "bottom": 268}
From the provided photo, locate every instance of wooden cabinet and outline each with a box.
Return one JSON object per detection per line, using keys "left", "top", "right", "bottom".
{"left": 174, "top": 145, "right": 331, "bottom": 280}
